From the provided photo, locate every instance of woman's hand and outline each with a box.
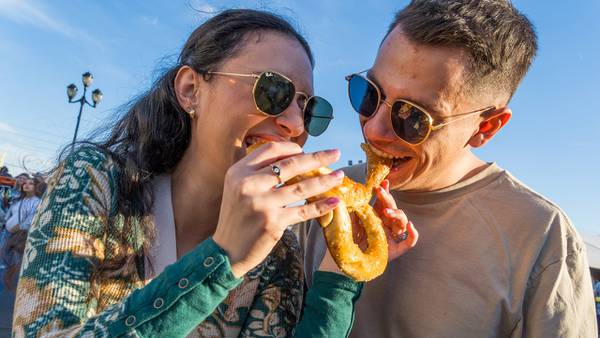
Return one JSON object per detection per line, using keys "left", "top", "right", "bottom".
{"left": 352, "top": 180, "right": 418, "bottom": 262}
{"left": 213, "top": 142, "right": 344, "bottom": 278}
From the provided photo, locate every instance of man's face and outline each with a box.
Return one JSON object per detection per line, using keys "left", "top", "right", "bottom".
{"left": 362, "top": 27, "right": 487, "bottom": 192}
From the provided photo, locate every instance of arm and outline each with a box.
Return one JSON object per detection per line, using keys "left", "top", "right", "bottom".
{"left": 13, "top": 148, "right": 242, "bottom": 338}
{"left": 294, "top": 271, "right": 362, "bottom": 338}
{"left": 5, "top": 202, "right": 19, "bottom": 233}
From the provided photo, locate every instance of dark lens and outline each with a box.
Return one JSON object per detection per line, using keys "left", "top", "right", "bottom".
{"left": 391, "top": 101, "right": 431, "bottom": 144}
{"left": 254, "top": 72, "right": 295, "bottom": 116}
{"left": 304, "top": 96, "right": 333, "bottom": 136}
{"left": 348, "top": 75, "right": 379, "bottom": 117}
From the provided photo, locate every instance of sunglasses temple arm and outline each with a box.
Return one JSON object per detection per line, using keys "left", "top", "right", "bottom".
{"left": 431, "top": 107, "right": 494, "bottom": 130}
{"left": 208, "top": 71, "right": 259, "bottom": 79}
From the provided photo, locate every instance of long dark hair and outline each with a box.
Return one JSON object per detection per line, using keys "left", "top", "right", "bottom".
{"left": 61, "top": 9, "right": 314, "bottom": 296}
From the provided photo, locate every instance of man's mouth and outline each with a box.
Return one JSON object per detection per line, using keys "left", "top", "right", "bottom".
{"left": 369, "top": 145, "right": 412, "bottom": 170}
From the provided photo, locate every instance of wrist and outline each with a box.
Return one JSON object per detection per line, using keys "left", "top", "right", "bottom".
{"left": 212, "top": 234, "right": 246, "bottom": 278}
{"left": 318, "top": 250, "right": 344, "bottom": 275}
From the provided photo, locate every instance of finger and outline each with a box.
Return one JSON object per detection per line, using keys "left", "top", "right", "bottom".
{"left": 404, "top": 221, "right": 419, "bottom": 248}
{"left": 244, "top": 141, "right": 304, "bottom": 168}
{"left": 384, "top": 208, "right": 409, "bottom": 235}
{"left": 375, "top": 186, "right": 398, "bottom": 210}
{"left": 266, "top": 149, "right": 341, "bottom": 184}
{"left": 382, "top": 179, "right": 390, "bottom": 192}
{"left": 268, "top": 170, "right": 344, "bottom": 206}
{"left": 281, "top": 196, "right": 341, "bottom": 225}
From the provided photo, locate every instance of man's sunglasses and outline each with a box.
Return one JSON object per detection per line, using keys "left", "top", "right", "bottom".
{"left": 206, "top": 70, "right": 334, "bottom": 137}
{"left": 346, "top": 71, "right": 495, "bottom": 145}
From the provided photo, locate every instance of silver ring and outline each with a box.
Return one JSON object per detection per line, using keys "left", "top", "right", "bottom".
{"left": 393, "top": 231, "right": 409, "bottom": 243}
{"left": 271, "top": 164, "right": 283, "bottom": 185}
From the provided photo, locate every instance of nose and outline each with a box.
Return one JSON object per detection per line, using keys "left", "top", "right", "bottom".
{"left": 362, "top": 100, "right": 397, "bottom": 143}
{"left": 274, "top": 102, "right": 305, "bottom": 138}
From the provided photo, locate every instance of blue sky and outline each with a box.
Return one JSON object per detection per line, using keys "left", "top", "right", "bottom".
{"left": 0, "top": 0, "right": 598, "bottom": 235}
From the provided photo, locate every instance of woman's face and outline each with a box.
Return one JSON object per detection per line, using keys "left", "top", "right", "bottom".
{"left": 22, "top": 178, "right": 35, "bottom": 194}
{"left": 188, "top": 32, "right": 314, "bottom": 172}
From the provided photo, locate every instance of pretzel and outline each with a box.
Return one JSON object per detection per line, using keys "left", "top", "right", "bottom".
{"left": 247, "top": 142, "right": 391, "bottom": 281}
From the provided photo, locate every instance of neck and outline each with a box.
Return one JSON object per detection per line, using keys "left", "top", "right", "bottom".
{"left": 170, "top": 142, "right": 226, "bottom": 250}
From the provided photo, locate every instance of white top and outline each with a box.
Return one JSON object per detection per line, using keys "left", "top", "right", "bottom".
{"left": 146, "top": 175, "right": 178, "bottom": 280}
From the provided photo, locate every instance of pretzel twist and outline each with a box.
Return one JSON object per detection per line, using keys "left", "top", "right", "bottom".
{"left": 247, "top": 143, "right": 391, "bottom": 281}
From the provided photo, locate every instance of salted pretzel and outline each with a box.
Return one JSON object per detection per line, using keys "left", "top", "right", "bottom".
{"left": 247, "top": 142, "right": 392, "bottom": 281}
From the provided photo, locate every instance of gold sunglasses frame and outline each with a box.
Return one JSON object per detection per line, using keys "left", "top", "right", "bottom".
{"left": 346, "top": 71, "right": 495, "bottom": 146}
{"left": 207, "top": 70, "right": 334, "bottom": 121}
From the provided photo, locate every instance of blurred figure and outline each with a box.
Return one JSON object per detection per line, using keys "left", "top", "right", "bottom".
{"left": 0, "top": 177, "right": 41, "bottom": 336}
{"left": 4, "top": 177, "right": 40, "bottom": 234}
{"left": 595, "top": 279, "right": 600, "bottom": 331}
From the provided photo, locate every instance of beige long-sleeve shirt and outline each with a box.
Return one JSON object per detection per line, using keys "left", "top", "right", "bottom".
{"left": 301, "top": 163, "right": 597, "bottom": 337}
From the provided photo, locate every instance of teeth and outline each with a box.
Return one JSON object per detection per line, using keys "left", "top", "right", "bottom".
{"left": 370, "top": 145, "right": 408, "bottom": 160}
{"left": 245, "top": 136, "right": 267, "bottom": 146}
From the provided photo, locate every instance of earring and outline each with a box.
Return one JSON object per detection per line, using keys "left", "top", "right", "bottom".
{"left": 187, "top": 109, "right": 196, "bottom": 119}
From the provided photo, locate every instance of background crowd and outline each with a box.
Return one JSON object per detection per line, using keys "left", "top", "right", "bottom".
{"left": 0, "top": 167, "right": 47, "bottom": 336}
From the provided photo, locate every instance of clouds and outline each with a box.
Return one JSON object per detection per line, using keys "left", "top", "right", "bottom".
{"left": 0, "top": 0, "right": 75, "bottom": 38}
{"left": 0, "top": 0, "right": 104, "bottom": 50}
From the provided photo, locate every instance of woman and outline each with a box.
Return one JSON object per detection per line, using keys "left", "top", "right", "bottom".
{"left": 1, "top": 177, "right": 41, "bottom": 336}
{"left": 14, "top": 9, "right": 416, "bottom": 338}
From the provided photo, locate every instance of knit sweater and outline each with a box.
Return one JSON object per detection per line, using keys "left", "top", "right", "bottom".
{"left": 13, "top": 147, "right": 361, "bottom": 337}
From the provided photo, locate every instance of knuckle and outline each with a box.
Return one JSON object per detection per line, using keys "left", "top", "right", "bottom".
{"left": 297, "top": 206, "right": 312, "bottom": 220}
{"left": 291, "top": 183, "right": 306, "bottom": 197}
{"left": 312, "top": 150, "right": 328, "bottom": 163}
{"left": 278, "top": 157, "right": 295, "bottom": 170}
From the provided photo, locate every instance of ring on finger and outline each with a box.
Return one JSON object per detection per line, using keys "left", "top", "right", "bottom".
{"left": 271, "top": 164, "right": 283, "bottom": 185}
{"left": 393, "top": 231, "right": 409, "bottom": 243}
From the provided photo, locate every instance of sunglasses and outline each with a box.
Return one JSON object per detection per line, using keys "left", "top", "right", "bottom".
{"left": 206, "top": 70, "right": 334, "bottom": 137}
{"left": 346, "top": 71, "right": 495, "bottom": 145}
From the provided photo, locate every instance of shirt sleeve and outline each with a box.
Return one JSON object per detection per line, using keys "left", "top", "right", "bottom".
{"left": 520, "top": 212, "right": 598, "bottom": 337}
{"left": 294, "top": 271, "right": 363, "bottom": 338}
{"left": 13, "top": 148, "right": 242, "bottom": 338}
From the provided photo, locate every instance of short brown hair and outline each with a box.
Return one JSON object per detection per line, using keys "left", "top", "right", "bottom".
{"left": 388, "top": 0, "right": 537, "bottom": 102}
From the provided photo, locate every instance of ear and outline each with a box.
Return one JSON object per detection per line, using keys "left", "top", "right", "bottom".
{"left": 468, "top": 107, "right": 512, "bottom": 148}
{"left": 174, "top": 66, "right": 200, "bottom": 113}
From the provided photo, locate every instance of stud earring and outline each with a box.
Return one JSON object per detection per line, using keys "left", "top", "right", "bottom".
{"left": 187, "top": 109, "right": 196, "bottom": 119}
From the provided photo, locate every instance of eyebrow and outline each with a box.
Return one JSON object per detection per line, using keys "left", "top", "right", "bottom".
{"left": 365, "top": 69, "right": 440, "bottom": 116}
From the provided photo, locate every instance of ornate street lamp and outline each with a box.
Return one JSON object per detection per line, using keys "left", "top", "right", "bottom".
{"left": 66, "top": 72, "right": 103, "bottom": 152}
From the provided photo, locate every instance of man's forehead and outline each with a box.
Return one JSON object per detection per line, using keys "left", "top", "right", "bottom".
{"left": 372, "top": 29, "right": 468, "bottom": 117}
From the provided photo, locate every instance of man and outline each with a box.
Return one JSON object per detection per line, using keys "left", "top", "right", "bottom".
{"left": 301, "top": 0, "right": 597, "bottom": 337}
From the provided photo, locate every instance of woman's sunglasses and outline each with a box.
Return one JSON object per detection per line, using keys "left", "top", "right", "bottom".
{"left": 206, "top": 70, "right": 334, "bottom": 136}
{"left": 346, "top": 71, "right": 495, "bottom": 145}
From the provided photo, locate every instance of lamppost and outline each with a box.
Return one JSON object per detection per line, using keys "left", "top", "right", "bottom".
{"left": 67, "top": 72, "right": 103, "bottom": 152}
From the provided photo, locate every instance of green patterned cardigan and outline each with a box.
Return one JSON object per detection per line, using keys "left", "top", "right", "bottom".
{"left": 13, "top": 147, "right": 362, "bottom": 337}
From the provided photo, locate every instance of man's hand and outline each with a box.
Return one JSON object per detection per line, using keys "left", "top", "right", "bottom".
{"left": 353, "top": 180, "right": 418, "bottom": 261}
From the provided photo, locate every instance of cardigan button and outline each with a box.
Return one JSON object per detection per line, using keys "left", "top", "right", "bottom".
{"left": 125, "top": 315, "right": 136, "bottom": 326}
{"left": 153, "top": 298, "right": 164, "bottom": 309}
{"left": 178, "top": 278, "right": 189, "bottom": 289}
{"left": 203, "top": 256, "right": 215, "bottom": 267}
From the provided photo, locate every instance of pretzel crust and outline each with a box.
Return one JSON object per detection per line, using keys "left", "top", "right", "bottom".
{"left": 246, "top": 143, "right": 391, "bottom": 281}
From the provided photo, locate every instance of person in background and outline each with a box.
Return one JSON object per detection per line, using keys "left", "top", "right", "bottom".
{"left": 1, "top": 177, "right": 41, "bottom": 337}
{"left": 595, "top": 279, "right": 600, "bottom": 332}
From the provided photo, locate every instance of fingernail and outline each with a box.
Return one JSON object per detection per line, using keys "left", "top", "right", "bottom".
{"left": 324, "top": 149, "right": 340, "bottom": 158}
{"left": 384, "top": 208, "right": 393, "bottom": 215}
{"left": 325, "top": 197, "right": 340, "bottom": 206}
{"left": 330, "top": 170, "right": 345, "bottom": 180}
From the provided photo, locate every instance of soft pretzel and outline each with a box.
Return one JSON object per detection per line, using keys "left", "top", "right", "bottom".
{"left": 246, "top": 142, "right": 392, "bottom": 281}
